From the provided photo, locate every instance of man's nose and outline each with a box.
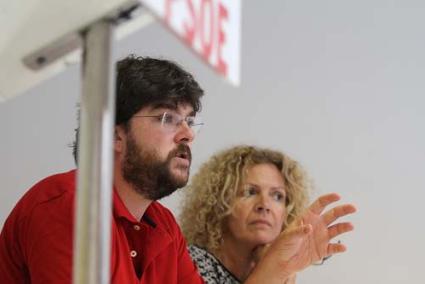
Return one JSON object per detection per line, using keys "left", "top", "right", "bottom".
{"left": 174, "top": 121, "right": 195, "bottom": 143}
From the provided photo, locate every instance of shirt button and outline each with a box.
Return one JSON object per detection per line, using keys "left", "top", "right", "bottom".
{"left": 133, "top": 224, "right": 141, "bottom": 231}
{"left": 130, "top": 250, "right": 137, "bottom": 258}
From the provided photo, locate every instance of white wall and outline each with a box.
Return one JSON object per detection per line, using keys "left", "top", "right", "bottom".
{"left": 1, "top": 1, "right": 424, "bottom": 283}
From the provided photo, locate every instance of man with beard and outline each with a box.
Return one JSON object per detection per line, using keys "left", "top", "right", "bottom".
{"left": 0, "top": 55, "right": 206, "bottom": 283}
{"left": 0, "top": 55, "right": 356, "bottom": 284}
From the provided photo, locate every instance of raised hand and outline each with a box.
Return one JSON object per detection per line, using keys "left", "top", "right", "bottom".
{"left": 245, "top": 193, "right": 356, "bottom": 284}
{"left": 299, "top": 193, "right": 356, "bottom": 261}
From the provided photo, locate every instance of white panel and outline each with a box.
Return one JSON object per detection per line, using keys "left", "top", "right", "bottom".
{"left": 0, "top": 0, "right": 142, "bottom": 102}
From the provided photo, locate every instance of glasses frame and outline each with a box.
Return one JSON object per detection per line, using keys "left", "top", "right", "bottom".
{"left": 132, "top": 111, "right": 204, "bottom": 134}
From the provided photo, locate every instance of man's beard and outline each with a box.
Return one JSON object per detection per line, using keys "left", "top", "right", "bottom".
{"left": 121, "top": 133, "right": 192, "bottom": 200}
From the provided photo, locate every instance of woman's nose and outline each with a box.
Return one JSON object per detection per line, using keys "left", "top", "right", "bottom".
{"left": 255, "top": 196, "right": 271, "bottom": 213}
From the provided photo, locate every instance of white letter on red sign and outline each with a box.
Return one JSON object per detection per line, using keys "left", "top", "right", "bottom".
{"left": 183, "top": 0, "right": 196, "bottom": 45}
{"left": 200, "top": 0, "right": 214, "bottom": 60}
{"left": 216, "top": 2, "right": 228, "bottom": 75}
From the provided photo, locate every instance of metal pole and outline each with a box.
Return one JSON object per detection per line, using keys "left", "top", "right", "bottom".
{"left": 73, "top": 19, "right": 115, "bottom": 284}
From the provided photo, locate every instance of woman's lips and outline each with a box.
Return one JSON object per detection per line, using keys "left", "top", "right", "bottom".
{"left": 250, "top": 219, "right": 272, "bottom": 227}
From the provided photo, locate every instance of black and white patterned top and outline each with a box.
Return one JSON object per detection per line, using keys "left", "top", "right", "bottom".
{"left": 188, "top": 245, "right": 240, "bottom": 284}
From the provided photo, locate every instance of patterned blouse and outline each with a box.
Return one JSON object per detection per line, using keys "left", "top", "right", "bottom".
{"left": 188, "top": 245, "right": 240, "bottom": 284}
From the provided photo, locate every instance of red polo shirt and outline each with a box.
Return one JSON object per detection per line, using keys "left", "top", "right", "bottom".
{"left": 0, "top": 170, "right": 203, "bottom": 284}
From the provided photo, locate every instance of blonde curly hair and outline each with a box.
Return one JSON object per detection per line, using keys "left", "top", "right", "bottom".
{"left": 179, "top": 145, "right": 311, "bottom": 254}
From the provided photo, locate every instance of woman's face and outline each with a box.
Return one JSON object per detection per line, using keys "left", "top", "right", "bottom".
{"left": 225, "top": 163, "right": 287, "bottom": 247}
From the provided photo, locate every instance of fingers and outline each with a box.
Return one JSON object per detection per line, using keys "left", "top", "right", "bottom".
{"left": 327, "top": 222, "right": 354, "bottom": 240}
{"left": 322, "top": 204, "right": 357, "bottom": 225}
{"left": 327, "top": 242, "right": 347, "bottom": 255}
{"left": 309, "top": 193, "right": 341, "bottom": 215}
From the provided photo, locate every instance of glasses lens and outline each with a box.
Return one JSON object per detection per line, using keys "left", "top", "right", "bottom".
{"left": 160, "top": 112, "right": 179, "bottom": 132}
{"left": 189, "top": 117, "right": 204, "bottom": 134}
{"left": 159, "top": 112, "right": 204, "bottom": 133}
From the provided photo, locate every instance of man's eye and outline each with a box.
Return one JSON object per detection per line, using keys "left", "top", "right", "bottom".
{"left": 186, "top": 117, "right": 196, "bottom": 127}
{"left": 162, "top": 113, "right": 175, "bottom": 124}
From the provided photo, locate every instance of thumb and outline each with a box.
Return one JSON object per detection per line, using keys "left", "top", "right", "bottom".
{"left": 283, "top": 223, "right": 312, "bottom": 238}
{"left": 252, "top": 244, "right": 271, "bottom": 264}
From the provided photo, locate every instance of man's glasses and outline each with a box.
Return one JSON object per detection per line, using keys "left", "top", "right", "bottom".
{"left": 133, "top": 112, "right": 204, "bottom": 134}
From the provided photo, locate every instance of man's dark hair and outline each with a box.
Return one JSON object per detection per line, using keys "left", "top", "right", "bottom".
{"left": 115, "top": 55, "right": 203, "bottom": 126}
{"left": 72, "top": 55, "right": 204, "bottom": 163}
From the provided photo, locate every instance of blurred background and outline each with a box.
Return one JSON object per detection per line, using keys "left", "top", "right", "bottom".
{"left": 1, "top": 0, "right": 424, "bottom": 283}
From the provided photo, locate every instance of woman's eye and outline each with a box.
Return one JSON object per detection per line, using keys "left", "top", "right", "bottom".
{"left": 243, "top": 186, "right": 257, "bottom": 197}
{"left": 272, "top": 192, "right": 285, "bottom": 202}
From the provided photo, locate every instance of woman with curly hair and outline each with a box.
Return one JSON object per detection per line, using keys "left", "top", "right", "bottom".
{"left": 179, "top": 145, "right": 311, "bottom": 283}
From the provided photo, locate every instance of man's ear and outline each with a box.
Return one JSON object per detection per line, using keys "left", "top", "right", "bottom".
{"left": 114, "top": 125, "right": 126, "bottom": 153}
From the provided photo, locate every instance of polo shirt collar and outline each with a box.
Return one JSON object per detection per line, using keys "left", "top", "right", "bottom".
{"left": 112, "top": 189, "right": 156, "bottom": 228}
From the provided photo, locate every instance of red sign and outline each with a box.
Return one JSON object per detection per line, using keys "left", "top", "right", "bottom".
{"left": 139, "top": 0, "right": 241, "bottom": 86}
